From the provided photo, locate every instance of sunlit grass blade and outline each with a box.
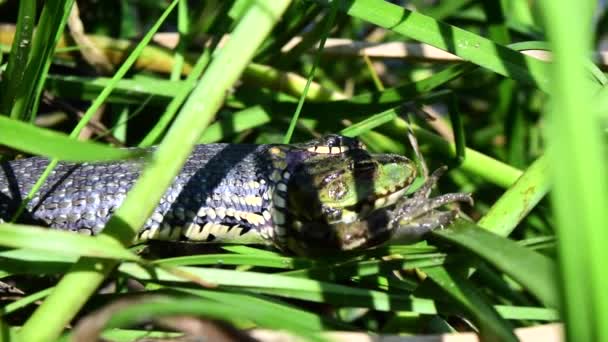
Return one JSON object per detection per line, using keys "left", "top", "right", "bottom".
{"left": 120, "top": 263, "right": 413, "bottom": 311}
{"left": 0, "top": 245, "right": 80, "bottom": 260}
{"left": 154, "top": 253, "right": 315, "bottom": 269}
{"left": 0, "top": 116, "right": 142, "bottom": 161}
{"left": 0, "top": 223, "right": 140, "bottom": 261}
{"left": 539, "top": 1, "right": 608, "bottom": 341}
{"left": 478, "top": 155, "right": 551, "bottom": 236}
{"left": 0, "top": 224, "right": 141, "bottom": 261}
{"left": 169, "top": 0, "right": 189, "bottom": 81}
{"left": 311, "top": 0, "right": 555, "bottom": 91}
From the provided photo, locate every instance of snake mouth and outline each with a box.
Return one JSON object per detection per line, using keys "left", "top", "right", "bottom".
{"left": 363, "top": 165, "right": 416, "bottom": 210}
{"left": 335, "top": 179, "right": 411, "bottom": 225}
{"left": 361, "top": 153, "right": 417, "bottom": 211}
{"left": 369, "top": 184, "right": 410, "bottom": 210}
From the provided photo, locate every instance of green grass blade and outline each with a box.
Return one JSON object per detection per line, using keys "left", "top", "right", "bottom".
{"left": 447, "top": 96, "right": 466, "bottom": 165}
{"left": 0, "top": 248, "right": 76, "bottom": 264}
{"left": 311, "top": 0, "right": 554, "bottom": 91}
{"left": 118, "top": 263, "right": 559, "bottom": 321}
{"left": 138, "top": 48, "right": 212, "bottom": 146}
{"left": 169, "top": 0, "right": 189, "bottom": 81}
{"left": 431, "top": 219, "right": 558, "bottom": 308}
{"left": 0, "top": 259, "right": 71, "bottom": 278}
{"left": 10, "top": 0, "right": 75, "bottom": 121}
{"left": 478, "top": 155, "right": 551, "bottom": 236}
{"left": 0, "top": 224, "right": 140, "bottom": 261}
{"left": 67, "top": 10, "right": 174, "bottom": 141}
{"left": 539, "top": 0, "right": 608, "bottom": 340}
{"left": 0, "top": 116, "right": 141, "bottom": 161}
{"left": 198, "top": 106, "right": 272, "bottom": 143}
{"left": 0, "top": 0, "right": 36, "bottom": 117}
{"left": 154, "top": 253, "right": 314, "bottom": 269}
{"left": 119, "top": 263, "right": 421, "bottom": 311}
{"left": 27, "top": 0, "right": 76, "bottom": 122}
{"left": 46, "top": 75, "right": 185, "bottom": 103}
{"left": 421, "top": 0, "right": 473, "bottom": 20}
{"left": 302, "top": 63, "right": 475, "bottom": 115}
{"left": 424, "top": 266, "right": 517, "bottom": 341}
{"left": 0, "top": 287, "right": 54, "bottom": 316}
{"left": 493, "top": 305, "right": 558, "bottom": 321}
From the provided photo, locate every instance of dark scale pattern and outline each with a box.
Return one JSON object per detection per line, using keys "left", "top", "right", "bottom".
{"left": 0, "top": 144, "right": 278, "bottom": 240}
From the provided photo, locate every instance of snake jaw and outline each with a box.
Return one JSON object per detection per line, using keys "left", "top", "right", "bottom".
{"left": 282, "top": 163, "right": 472, "bottom": 255}
{"left": 370, "top": 182, "right": 410, "bottom": 210}
{"left": 276, "top": 146, "right": 424, "bottom": 254}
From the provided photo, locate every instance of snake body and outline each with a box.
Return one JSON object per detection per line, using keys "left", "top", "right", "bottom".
{"left": 0, "top": 143, "right": 280, "bottom": 245}
{"left": 0, "top": 135, "right": 470, "bottom": 253}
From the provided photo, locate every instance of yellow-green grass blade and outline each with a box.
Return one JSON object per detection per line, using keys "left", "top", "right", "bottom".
{"left": 540, "top": 0, "right": 608, "bottom": 341}
{"left": 0, "top": 116, "right": 142, "bottom": 162}
{"left": 478, "top": 155, "right": 551, "bottom": 236}
{"left": 1, "top": 287, "right": 54, "bottom": 317}
{"left": 0, "top": 223, "right": 140, "bottom": 261}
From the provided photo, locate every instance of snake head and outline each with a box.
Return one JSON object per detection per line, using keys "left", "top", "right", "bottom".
{"left": 278, "top": 147, "right": 418, "bottom": 254}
